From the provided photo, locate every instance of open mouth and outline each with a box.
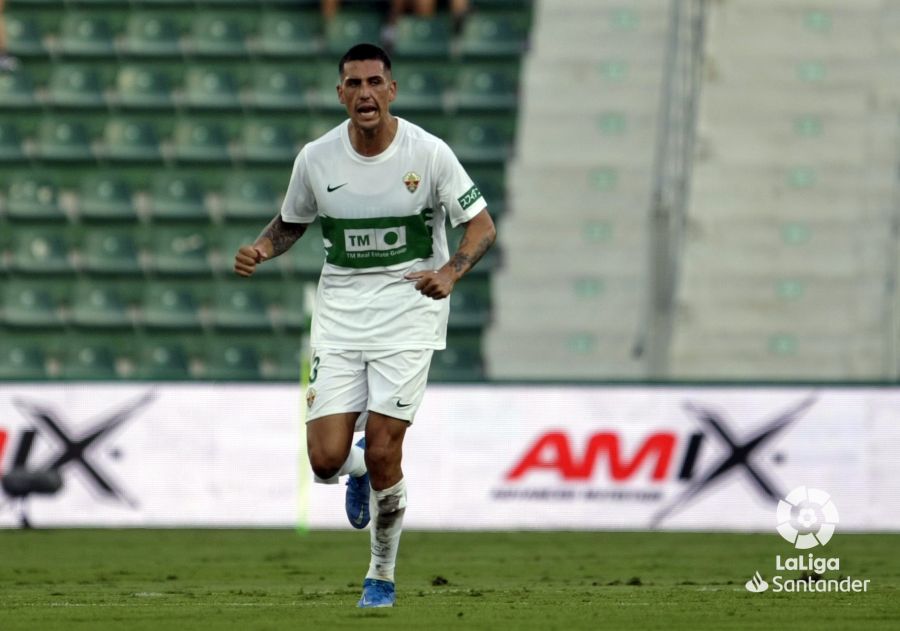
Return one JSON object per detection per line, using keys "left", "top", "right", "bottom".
{"left": 356, "top": 103, "right": 378, "bottom": 120}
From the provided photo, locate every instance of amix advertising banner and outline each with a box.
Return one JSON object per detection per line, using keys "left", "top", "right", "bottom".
{"left": 0, "top": 384, "right": 897, "bottom": 530}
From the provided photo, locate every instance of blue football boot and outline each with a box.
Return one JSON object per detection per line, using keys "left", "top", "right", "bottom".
{"left": 345, "top": 437, "right": 370, "bottom": 529}
{"left": 357, "top": 578, "right": 395, "bottom": 608}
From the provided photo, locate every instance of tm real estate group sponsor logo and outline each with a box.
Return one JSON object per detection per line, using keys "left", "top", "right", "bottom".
{"left": 745, "top": 486, "right": 871, "bottom": 594}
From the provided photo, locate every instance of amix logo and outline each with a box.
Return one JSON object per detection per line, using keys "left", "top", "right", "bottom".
{"left": 345, "top": 227, "right": 407, "bottom": 252}
{"left": 497, "top": 395, "right": 817, "bottom": 526}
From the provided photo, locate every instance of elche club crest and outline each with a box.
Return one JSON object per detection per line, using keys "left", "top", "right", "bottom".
{"left": 403, "top": 172, "right": 421, "bottom": 193}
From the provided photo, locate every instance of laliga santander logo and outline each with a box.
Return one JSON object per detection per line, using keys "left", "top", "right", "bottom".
{"left": 776, "top": 486, "right": 840, "bottom": 550}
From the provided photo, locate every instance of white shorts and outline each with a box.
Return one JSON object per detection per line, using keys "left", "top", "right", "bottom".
{"left": 305, "top": 348, "right": 434, "bottom": 428}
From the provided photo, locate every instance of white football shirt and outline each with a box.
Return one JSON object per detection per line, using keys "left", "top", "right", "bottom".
{"left": 280, "top": 117, "right": 487, "bottom": 350}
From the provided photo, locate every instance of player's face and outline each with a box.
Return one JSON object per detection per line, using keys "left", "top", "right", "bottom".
{"left": 338, "top": 59, "right": 397, "bottom": 132}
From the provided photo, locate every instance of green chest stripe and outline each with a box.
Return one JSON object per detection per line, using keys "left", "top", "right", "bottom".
{"left": 319, "top": 209, "right": 435, "bottom": 268}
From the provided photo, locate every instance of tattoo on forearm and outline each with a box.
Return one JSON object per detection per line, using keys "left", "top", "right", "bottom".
{"left": 259, "top": 216, "right": 306, "bottom": 258}
{"left": 450, "top": 233, "right": 495, "bottom": 275}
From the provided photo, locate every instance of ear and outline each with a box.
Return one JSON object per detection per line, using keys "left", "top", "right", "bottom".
{"left": 388, "top": 79, "right": 397, "bottom": 103}
{"left": 336, "top": 81, "right": 345, "bottom": 105}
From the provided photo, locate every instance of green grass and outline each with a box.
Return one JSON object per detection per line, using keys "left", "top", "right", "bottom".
{"left": 0, "top": 530, "right": 897, "bottom": 630}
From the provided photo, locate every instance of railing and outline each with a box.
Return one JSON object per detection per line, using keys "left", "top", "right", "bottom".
{"left": 638, "top": 0, "right": 707, "bottom": 378}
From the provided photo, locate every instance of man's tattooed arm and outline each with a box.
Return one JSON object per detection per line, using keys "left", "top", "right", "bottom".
{"left": 446, "top": 210, "right": 496, "bottom": 280}
{"left": 256, "top": 215, "right": 308, "bottom": 259}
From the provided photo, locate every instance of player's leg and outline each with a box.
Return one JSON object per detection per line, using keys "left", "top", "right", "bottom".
{"left": 306, "top": 413, "right": 362, "bottom": 482}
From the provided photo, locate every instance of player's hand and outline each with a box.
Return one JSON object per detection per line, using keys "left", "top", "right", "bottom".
{"left": 234, "top": 245, "right": 268, "bottom": 277}
{"left": 404, "top": 268, "right": 456, "bottom": 300}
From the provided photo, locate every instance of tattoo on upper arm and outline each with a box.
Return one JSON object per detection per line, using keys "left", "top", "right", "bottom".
{"left": 260, "top": 216, "right": 307, "bottom": 257}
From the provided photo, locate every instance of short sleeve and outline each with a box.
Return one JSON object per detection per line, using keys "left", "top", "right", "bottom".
{"left": 433, "top": 140, "right": 488, "bottom": 228}
{"left": 280, "top": 147, "right": 317, "bottom": 224}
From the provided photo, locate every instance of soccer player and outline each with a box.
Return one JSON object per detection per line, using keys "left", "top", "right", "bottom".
{"left": 233, "top": 43, "right": 495, "bottom": 608}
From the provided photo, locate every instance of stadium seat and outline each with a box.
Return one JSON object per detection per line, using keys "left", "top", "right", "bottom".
{"left": 2, "top": 283, "right": 63, "bottom": 328}
{"left": 392, "top": 16, "right": 451, "bottom": 58}
{"left": 132, "top": 341, "right": 191, "bottom": 380}
{"left": 459, "top": 12, "right": 527, "bottom": 57}
{"left": 148, "top": 227, "right": 213, "bottom": 276}
{"left": 121, "top": 13, "right": 182, "bottom": 57}
{"left": 5, "top": 173, "right": 65, "bottom": 220}
{"left": 142, "top": 283, "right": 202, "bottom": 329}
{"left": 448, "top": 118, "right": 511, "bottom": 165}
{"left": 429, "top": 335, "right": 485, "bottom": 381}
{"left": 100, "top": 119, "right": 162, "bottom": 162}
{"left": 0, "top": 344, "right": 48, "bottom": 380}
{"left": 46, "top": 64, "right": 106, "bottom": 107}
{"left": 149, "top": 172, "right": 208, "bottom": 220}
{"left": 60, "top": 343, "right": 119, "bottom": 380}
{"left": 70, "top": 283, "right": 133, "bottom": 328}
{"left": 455, "top": 65, "right": 519, "bottom": 111}
{"left": 203, "top": 343, "right": 262, "bottom": 380}
{"left": 0, "top": 69, "right": 37, "bottom": 108}
{"left": 448, "top": 278, "right": 491, "bottom": 329}
{"left": 249, "top": 66, "right": 313, "bottom": 110}
{"left": 212, "top": 284, "right": 271, "bottom": 330}
{"left": 316, "top": 67, "right": 347, "bottom": 112}
{"left": 80, "top": 229, "right": 142, "bottom": 275}
{"left": 238, "top": 120, "right": 301, "bottom": 164}
{"left": 189, "top": 14, "right": 248, "bottom": 57}
{"left": 36, "top": 118, "right": 94, "bottom": 161}
{"left": 256, "top": 12, "right": 320, "bottom": 57}
{"left": 5, "top": 15, "right": 47, "bottom": 57}
{"left": 9, "top": 229, "right": 73, "bottom": 274}
{"left": 57, "top": 13, "right": 116, "bottom": 57}
{"left": 265, "top": 343, "right": 303, "bottom": 381}
{"left": 78, "top": 174, "right": 138, "bottom": 222}
{"left": 183, "top": 67, "right": 241, "bottom": 109}
{"left": 172, "top": 120, "right": 231, "bottom": 163}
{"left": 393, "top": 65, "right": 446, "bottom": 112}
{"left": 114, "top": 65, "right": 174, "bottom": 108}
{"left": 273, "top": 284, "right": 307, "bottom": 330}
{"left": 222, "top": 173, "right": 280, "bottom": 221}
{"left": 324, "top": 11, "right": 383, "bottom": 55}
{"left": 0, "top": 122, "right": 26, "bottom": 162}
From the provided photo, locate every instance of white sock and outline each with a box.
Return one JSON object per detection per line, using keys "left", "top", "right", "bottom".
{"left": 313, "top": 443, "right": 367, "bottom": 484}
{"left": 365, "top": 477, "right": 407, "bottom": 583}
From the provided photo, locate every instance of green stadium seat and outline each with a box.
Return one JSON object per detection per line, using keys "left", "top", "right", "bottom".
{"left": 204, "top": 343, "right": 262, "bottom": 380}
{"left": 142, "top": 283, "right": 202, "bottom": 329}
{"left": 448, "top": 278, "right": 491, "bottom": 329}
{"left": 316, "top": 67, "right": 347, "bottom": 112}
{"left": 0, "top": 344, "right": 48, "bottom": 380}
{"left": 172, "top": 120, "right": 231, "bottom": 163}
{"left": 216, "top": 226, "right": 282, "bottom": 278}
{"left": 429, "top": 335, "right": 484, "bottom": 381}
{"left": 2, "top": 283, "right": 63, "bottom": 328}
{"left": 37, "top": 118, "right": 94, "bottom": 161}
{"left": 274, "top": 285, "right": 308, "bottom": 330}
{"left": 47, "top": 64, "right": 106, "bottom": 107}
{"left": 149, "top": 172, "right": 208, "bottom": 220}
{"left": 6, "top": 173, "right": 65, "bottom": 220}
{"left": 122, "top": 13, "right": 182, "bottom": 57}
{"left": 183, "top": 67, "right": 241, "bottom": 109}
{"left": 324, "top": 11, "right": 383, "bottom": 55}
{"left": 114, "top": 65, "right": 174, "bottom": 108}
{"left": 132, "top": 341, "right": 191, "bottom": 380}
{"left": 222, "top": 173, "right": 280, "bottom": 221}
{"left": 60, "top": 343, "right": 119, "bottom": 380}
{"left": 5, "top": 15, "right": 47, "bottom": 57}
{"left": 9, "top": 229, "right": 73, "bottom": 274}
{"left": 0, "top": 69, "right": 37, "bottom": 108}
{"left": 238, "top": 120, "right": 300, "bottom": 164}
{"left": 265, "top": 343, "right": 302, "bottom": 381}
{"left": 249, "top": 66, "right": 313, "bottom": 110}
{"left": 280, "top": 220, "right": 325, "bottom": 276}
{"left": 256, "top": 12, "right": 320, "bottom": 57}
{"left": 392, "top": 16, "right": 451, "bottom": 58}
{"left": 459, "top": 12, "right": 527, "bottom": 58}
{"left": 0, "top": 122, "right": 26, "bottom": 162}
{"left": 148, "top": 227, "right": 213, "bottom": 276}
{"left": 70, "top": 283, "right": 132, "bottom": 328}
{"left": 80, "top": 229, "right": 142, "bottom": 275}
{"left": 455, "top": 65, "right": 519, "bottom": 111}
{"left": 79, "top": 174, "right": 138, "bottom": 222}
{"left": 393, "top": 65, "right": 446, "bottom": 112}
{"left": 212, "top": 284, "right": 271, "bottom": 330}
{"left": 100, "top": 119, "right": 162, "bottom": 162}
{"left": 448, "top": 119, "right": 511, "bottom": 165}
{"left": 189, "top": 14, "right": 248, "bottom": 57}
{"left": 57, "top": 13, "right": 116, "bottom": 57}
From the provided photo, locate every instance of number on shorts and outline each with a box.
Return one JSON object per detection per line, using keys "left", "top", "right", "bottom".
{"left": 309, "top": 355, "right": 320, "bottom": 383}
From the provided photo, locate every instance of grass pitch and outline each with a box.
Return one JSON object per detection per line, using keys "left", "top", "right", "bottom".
{"left": 0, "top": 530, "right": 897, "bottom": 630}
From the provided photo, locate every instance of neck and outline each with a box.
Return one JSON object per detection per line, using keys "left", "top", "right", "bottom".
{"left": 349, "top": 116, "right": 398, "bottom": 157}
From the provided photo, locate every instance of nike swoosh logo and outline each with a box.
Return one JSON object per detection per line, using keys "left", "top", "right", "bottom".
{"left": 353, "top": 506, "right": 365, "bottom": 525}
{"left": 395, "top": 400, "right": 412, "bottom": 409}
{"left": 327, "top": 183, "right": 348, "bottom": 192}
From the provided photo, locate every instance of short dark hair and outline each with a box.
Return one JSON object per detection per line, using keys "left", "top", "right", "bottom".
{"left": 338, "top": 43, "right": 392, "bottom": 77}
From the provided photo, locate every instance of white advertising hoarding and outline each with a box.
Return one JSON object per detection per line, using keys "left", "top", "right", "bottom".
{"left": 0, "top": 384, "right": 898, "bottom": 530}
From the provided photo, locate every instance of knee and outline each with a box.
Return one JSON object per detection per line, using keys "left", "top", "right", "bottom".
{"left": 308, "top": 446, "right": 347, "bottom": 480}
{"left": 364, "top": 440, "right": 399, "bottom": 474}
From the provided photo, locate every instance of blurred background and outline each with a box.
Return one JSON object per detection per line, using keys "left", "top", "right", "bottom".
{"left": 0, "top": 0, "right": 898, "bottom": 532}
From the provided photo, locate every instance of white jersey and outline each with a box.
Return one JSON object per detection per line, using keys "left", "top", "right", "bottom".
{"left": 280, "top": 118, "right": 487, "bottom": 350}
